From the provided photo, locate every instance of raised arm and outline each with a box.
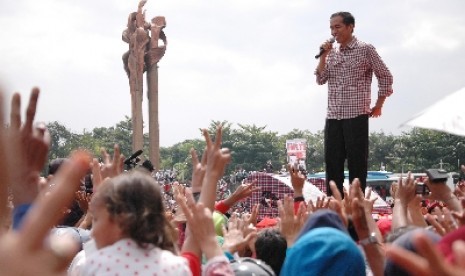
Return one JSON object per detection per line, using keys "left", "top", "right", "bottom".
{"left": 199, "top": 126, "right": 231, "bottom": 211}
{"left": 352, "top": 198, "right": 385, "bottom": 276}
{"left": 7, "top": 89, "right": 52, "bottom": 229}
{"left": 0, "top": 86, "right": 92, "bottom": 274}
{"left": 426, "top": 178, "right": 463, "bottom": 213}
{"left": 392, "top": 173, "right": 416, "bottom": 230}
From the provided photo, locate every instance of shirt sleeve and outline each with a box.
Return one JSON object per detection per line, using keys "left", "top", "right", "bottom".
{"left": 315, "top": 52, "right": 332, "bottom": 85}
{"left": 367, "top": 44, "right": 393, "bottom": 97}
{"left": 294, "top": 201, "right": 306, "bottom": 214}
{"left": 203, "top": 255, "right": 234, "bottom": 276}
{"left": 315, "top": 65, "right": 329, "bottom": 85}
{"left": 182, "top": 252, "right": 201, "bottom": 276}
{"left": 214, "top": 201, "right": 230, "bottom": 214}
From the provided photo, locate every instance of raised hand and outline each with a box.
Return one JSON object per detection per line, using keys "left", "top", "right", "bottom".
{"left": 199, "top": 125, "right": 231, "bottom": 211}
{"left": 222, "top": 213, "right": 257, "bottom": 255}
{"left": 177, "top": 190, "right": 223, "bottom": 261}
{"left": 328, "top": 181, "right": 348, "bottom": 226}
{"left": 342, "top": 179, "right": 364, "bottom": 216}
{"left": 386, "top": 233, "right": 465, "bottom": 276}
{"left": 244, "top": 203, "right": 260, "bottom": 227}
{"left": 425, "top": 176, "right": 463, "bottom": 213}
{"left": 362, "top": 187, "right": 377, "bottom": 214}
{"left": 392, "top": 172, "right": 416, "bottom": 230}
{"left": 288, "top": 164, "right": 305, "bottom": 196}
{"left": 425, "top": 207, "right": 459, "bottom": 236}
{"left": 224, "top": 180, "right": 260, "bottom": 207}
{"left": 203, "top": 126, "right": 231, "bottom": 179}
{"left": 0, "top": 151, "right": 91, "bottom": 275}
{"left": 0, "top": 87, "right": 92, "bottom": 274}
{"left": 7, "top": 88, "right": 51, "bottom": 206}
{"left": 278, "top": 195, "right": 305, "bottom": 247}
{"left": 307, "top": 196, "right": 331, "bottom": 215}
{"left": 99, "top": 144, "right": 124, "bottom": 180}
{"left": 91, "top": 158, "right": 103, "bottom": 192}
{"left": 351, "top": 198, "right": 385, "bottom": 276}
{"left": 396, "top": 172, "right": 416, "bottom": 205}
{"left": 451, "top": 199, "right": 465, "bottom": 227}
{"left": 240, "top": 209, "right": 259, "bottom": 256}
{"left": 75, "top": 191, "right": 92, "bottom": 214}
{"left": 190, "top": 148, "right": 207, "bottom": 193}
{"left": 351, "top": 198, "right": 370, "bottom": 239}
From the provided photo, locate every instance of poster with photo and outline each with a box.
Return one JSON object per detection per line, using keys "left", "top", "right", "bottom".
{"left": 286, "top": 139, "right": 307, "bottom": 166}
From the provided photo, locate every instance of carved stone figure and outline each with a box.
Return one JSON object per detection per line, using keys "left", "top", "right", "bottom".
{"left": 147, "top": 16, "right": 167, "bottom": 66}
{"left": 122, "top": 0, "right": 166, "bottom": 170}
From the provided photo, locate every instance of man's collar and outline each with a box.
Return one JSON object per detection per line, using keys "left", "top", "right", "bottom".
{"left": 340, "top": 36, "right": 357, "bottom": 50}
{"left": 345, "top": 36, "right": 358, "bottom": 49}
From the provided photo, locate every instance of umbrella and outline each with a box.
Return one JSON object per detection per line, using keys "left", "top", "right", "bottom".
{"left": 401, "top": 87, "right": 465, "bottom": 136}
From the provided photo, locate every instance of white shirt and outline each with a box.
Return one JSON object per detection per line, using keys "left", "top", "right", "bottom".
{"left": 80, "top": 238, "right": 191, "bottom": 276}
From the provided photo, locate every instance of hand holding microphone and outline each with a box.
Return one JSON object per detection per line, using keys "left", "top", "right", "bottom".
{"left": 315, "top": 37, "right": 335, "bottom": 59}
{"left": 123, "top": 149, "right": 143, "bottom": 165}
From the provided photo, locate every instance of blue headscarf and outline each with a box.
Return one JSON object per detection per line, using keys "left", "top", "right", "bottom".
{"left": 296, "top": 209, "right": 348, "bottom": 240}
{"left": 281, "top": 227, "right": 365, "bottom": 275}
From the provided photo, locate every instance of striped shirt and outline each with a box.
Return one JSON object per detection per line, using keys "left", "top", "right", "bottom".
{"left": 315, "top": 37, "right": 393, "bottom": 119}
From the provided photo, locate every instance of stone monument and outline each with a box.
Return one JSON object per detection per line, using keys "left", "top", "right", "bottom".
{"left": 122, "top": 0, "right": 166, "bottom": 171}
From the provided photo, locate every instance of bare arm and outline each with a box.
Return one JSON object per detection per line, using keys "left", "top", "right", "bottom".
{"left": 199, "top": 126, "right": 231, "bottom": 211}
{"left": 392, "top": 173, "right": 416, "bottom": 230}
{"left": 222, "top": 180, "right": 259, "bottom": 208}
{"left": 352, "top": 198, "right": 385, "bottom": 276}
{"left": 426, "top": 179, "right": 463, "bottom": 213}
{"left": 407, "top": 195, "right": 428, "bottom": 228}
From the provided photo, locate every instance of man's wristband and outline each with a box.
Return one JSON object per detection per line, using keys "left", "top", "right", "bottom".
{"left": 294, "top": 196, "right": 305, "bottom": 202}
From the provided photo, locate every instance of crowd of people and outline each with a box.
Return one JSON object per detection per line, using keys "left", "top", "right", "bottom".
{"left": 0, "top": 7, "right": 463, "bottom": 276}
{"left": 1, "top": 87, "right": 465, "bottom": 276}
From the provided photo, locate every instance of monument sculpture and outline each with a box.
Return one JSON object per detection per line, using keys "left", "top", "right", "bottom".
{"left": 122, "top": 0, "right": 167, "bottom": 171}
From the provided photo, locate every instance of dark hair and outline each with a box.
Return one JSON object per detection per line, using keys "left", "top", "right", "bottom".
{"left": 255, "top": 229, "right": 287, "bottom": 275}
{"left": 48, "top": 157, "right": 84, "bottom": 226}
{"left": 330, "top": 11, "right": 355, "bottom": 26}
{"left": 48, "top": 158, "right": 68, "bottom": 175}
{"left": 95, "top": 170, "right": 176, "bottom": 252}
{"left": 59, "top": 200, "right": 84, "bottom": 227}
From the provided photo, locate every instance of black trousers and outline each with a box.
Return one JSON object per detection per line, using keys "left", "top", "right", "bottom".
{"left": 324, "top": 114, "right": 368, "bottom": 197}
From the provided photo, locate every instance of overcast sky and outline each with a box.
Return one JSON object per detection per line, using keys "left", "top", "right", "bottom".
{"left": 1, "top": 0, "right": 464, "bottom": 147}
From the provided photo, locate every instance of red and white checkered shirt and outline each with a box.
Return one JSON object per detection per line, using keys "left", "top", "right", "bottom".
{"left": 315, "top": 37, "right": 393, "bottom": 119}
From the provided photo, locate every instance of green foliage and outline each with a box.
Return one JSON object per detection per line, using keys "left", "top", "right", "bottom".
{"left": 46, "top": 118, "right": 465, "bottom": 180}
{"left": 47, "top": 121, "right": 76, "bottom": 160}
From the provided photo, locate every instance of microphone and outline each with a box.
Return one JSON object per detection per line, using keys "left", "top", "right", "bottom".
{"left": 124, "top": 149, "right": 143, "bottom": 164}
{"left": 315, "top": 37, "right": 335, "bottom": 59}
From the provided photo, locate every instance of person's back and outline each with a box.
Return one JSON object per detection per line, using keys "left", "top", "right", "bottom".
{"left": 84, "top": 238, "right": 186, "bottom": 275}
{"left": 82, "top": 170, "right": 191, "bottom": 275}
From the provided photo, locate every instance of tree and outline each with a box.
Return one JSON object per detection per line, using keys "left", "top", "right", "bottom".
{"left": 369, "top": 131, "right": 397, "bottom": 171}
{"left": 46, "top": 117, "right": 465, "bottom": 181}
{"left": 47, "top": 121, "right": 76, "bottom": 160}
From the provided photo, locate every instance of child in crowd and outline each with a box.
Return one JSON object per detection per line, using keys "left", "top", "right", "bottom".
{"left": 81, "top": 170, "right": 191, "bottom": 275}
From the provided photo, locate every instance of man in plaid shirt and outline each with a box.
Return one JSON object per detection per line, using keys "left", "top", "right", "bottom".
{"left": 315, "top": 11, "right": 393, "bottom": 197}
